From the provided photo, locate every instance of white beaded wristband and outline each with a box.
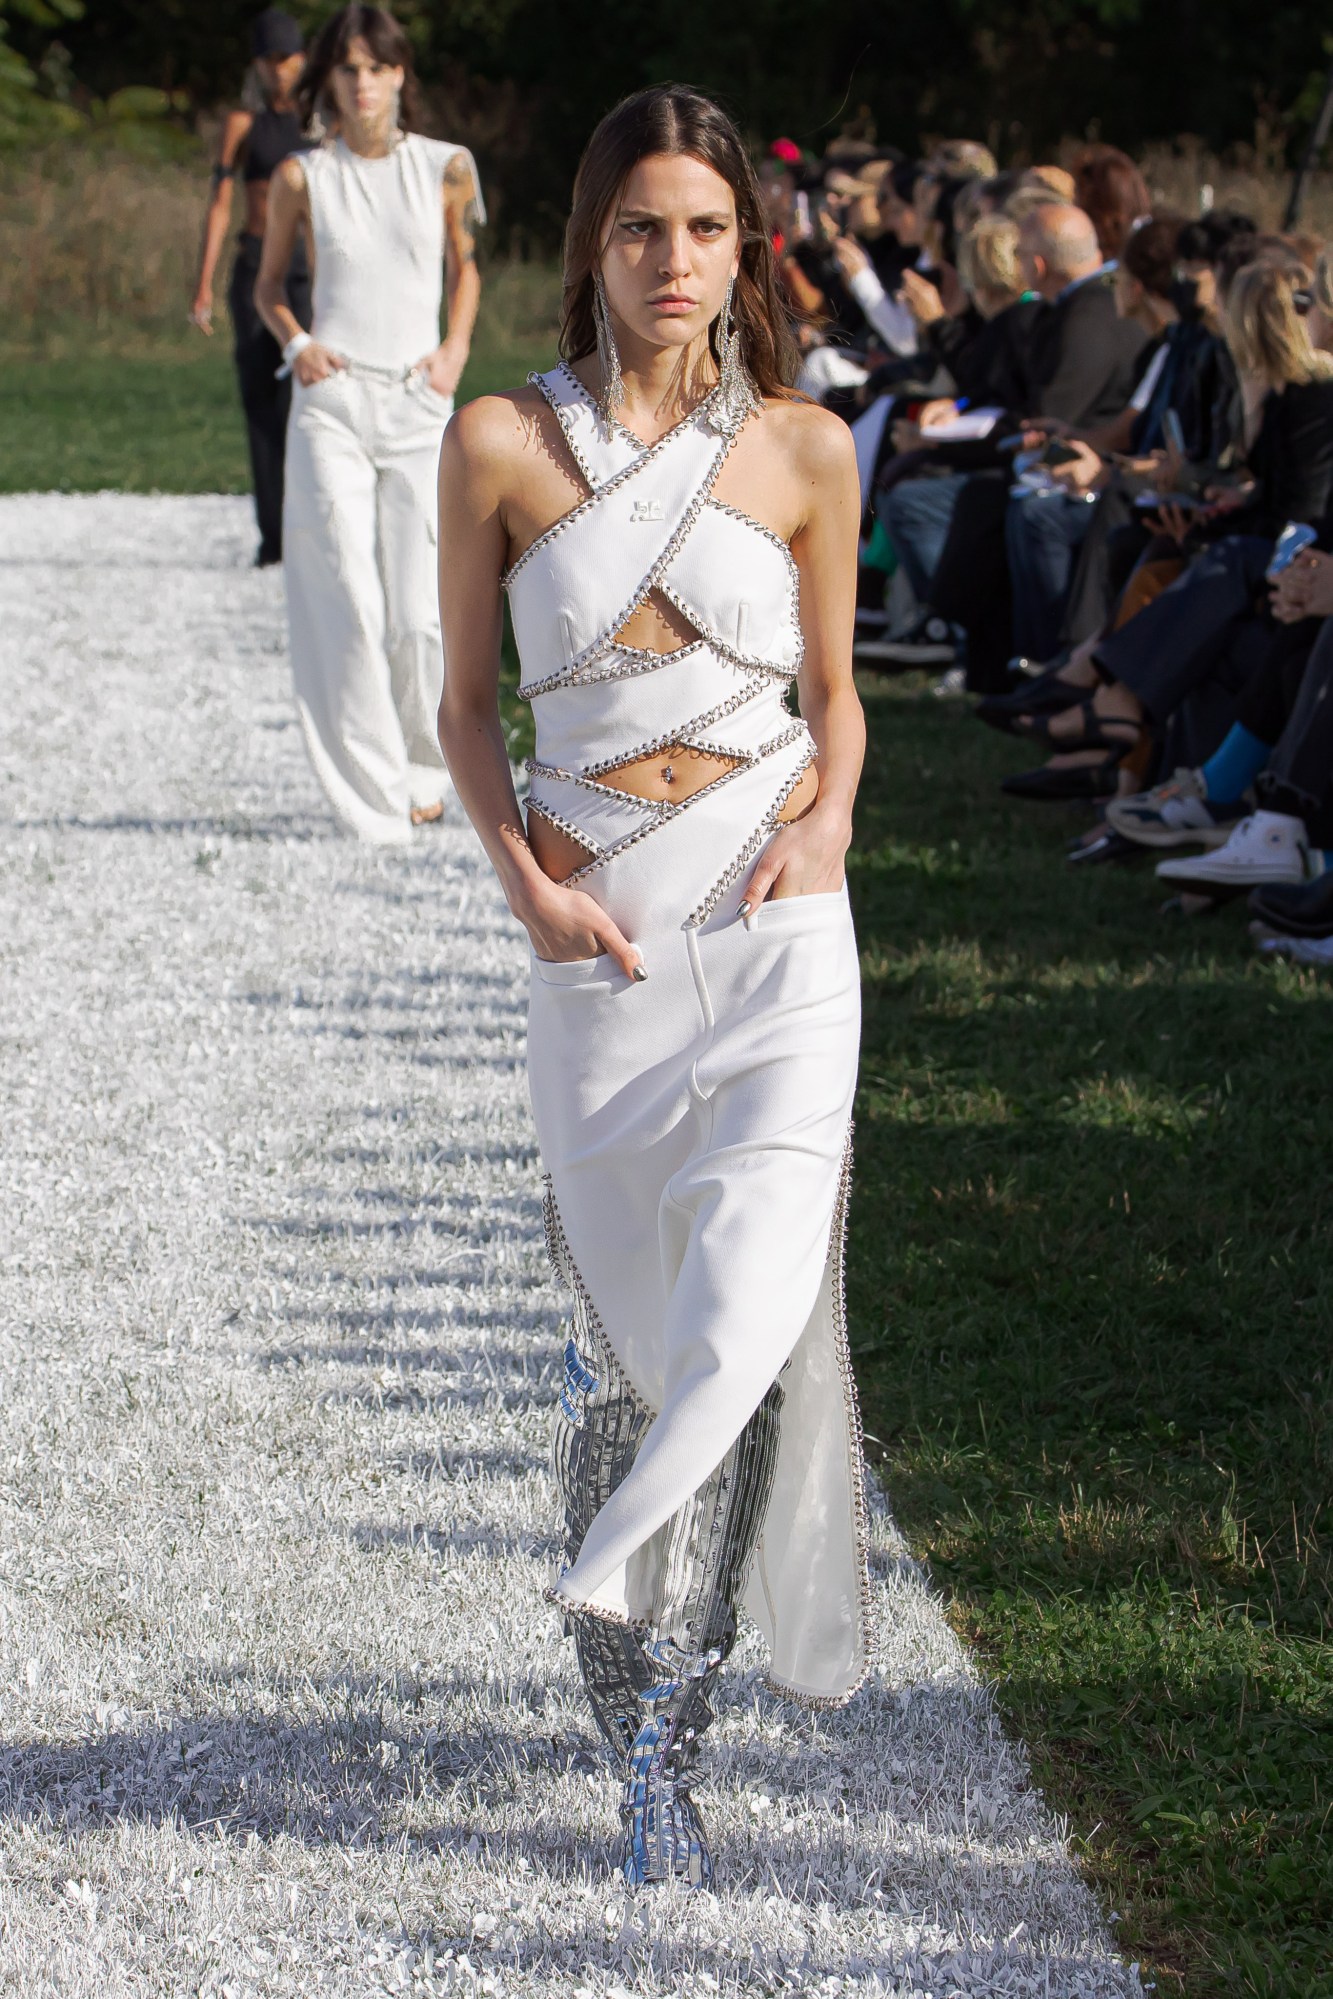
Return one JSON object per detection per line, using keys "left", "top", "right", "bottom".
{"left": 275, "top": 330, "right": 314, "bottom": 381}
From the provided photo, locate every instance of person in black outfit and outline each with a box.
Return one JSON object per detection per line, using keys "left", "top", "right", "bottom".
{"left": 891, "top": 203, "right": 1147, "bottom": 686}
{"left": 191, "top": 9, "right": 314, "bottom": 567}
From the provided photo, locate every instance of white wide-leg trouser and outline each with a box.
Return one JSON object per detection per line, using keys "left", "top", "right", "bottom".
{"left": 283, "top": 368, "right": 452, "bottom": 846}
{"left": 529, "top": 887, "right": 868, "bottom": 1702}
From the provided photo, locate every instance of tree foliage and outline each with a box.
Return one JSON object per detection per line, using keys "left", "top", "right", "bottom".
{"left": 8, "top": 0, "right": 1333, "bottom": 229}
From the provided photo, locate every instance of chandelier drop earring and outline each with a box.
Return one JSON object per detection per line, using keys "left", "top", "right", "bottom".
{"left": 592, "top": 272, "right": 626, "bottom": 421}
{"left": 715, "top": 273, "right": 758, "bottom": 425}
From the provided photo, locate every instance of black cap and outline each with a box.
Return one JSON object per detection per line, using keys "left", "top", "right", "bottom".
{"left": 251, "top": 8, "right": 304, "bottom": 57}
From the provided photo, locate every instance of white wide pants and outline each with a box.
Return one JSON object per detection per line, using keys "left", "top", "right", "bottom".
{"left": 529, "top": 886, "right": 868, "bottom": 1702}
{"left": 283, "top": 368, "right": 452, "bottom": 846}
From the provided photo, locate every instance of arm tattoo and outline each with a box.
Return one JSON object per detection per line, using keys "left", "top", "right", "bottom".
{"left": 445, "top": 150, "right": 481, "bottom": 266}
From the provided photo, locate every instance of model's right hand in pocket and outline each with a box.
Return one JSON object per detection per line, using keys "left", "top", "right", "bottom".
{"left": 293, "top": 342, "right": 347, "bottom": 386}
{"left": 516, "top": 880, "right": 645, "bottom": 980}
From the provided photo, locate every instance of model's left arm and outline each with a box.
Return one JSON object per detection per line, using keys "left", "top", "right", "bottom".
{"left": 742, "top": 405, "right": 866, "bottom": 905}
{"left": 424, "top": 147, "right": 484, "bottom": 399}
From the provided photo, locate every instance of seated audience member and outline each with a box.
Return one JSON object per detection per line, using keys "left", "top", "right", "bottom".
{"left": 1103, "top": 545, "right": 1333, "bottom": 901}
{"left": 788, "top": 156, "right": 906, "bottom": 396}
{"left": 851, "top": 218, "right": 1038, "bottom": 651}
{"left": 1072, "top": 144, "right": 1150, "bottom": 262}
{"left": 1003, "top": 255, "right": 1333, "bottom": 796}
{"left": 1000, "top": 215, "right": 1210, "bottom": 668}
{"left": 824, "top": 158, "right": 942, "bottom": 364}
{"left": 876, "top": 203, "right": 1148, "bottom": 681}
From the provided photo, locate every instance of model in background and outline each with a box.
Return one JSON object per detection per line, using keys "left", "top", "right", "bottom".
{"left": 438, "top": 86, "right": 868, "bottom": 1888}
{"left": 255, "top": 3, "right": 483, "bottom": 843}
{"left": 191, "top": 8, "right": 313, "bottom": 568}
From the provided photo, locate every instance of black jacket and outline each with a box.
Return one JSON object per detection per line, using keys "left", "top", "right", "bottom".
{"left": 1228, "top": 377, "right": 1333, "bottom": 540}
{"left": 921, "top": 295, "right": 1042, "bottom": 412}
{"left": 1024, "top": 271, "right": 1148, "bottom": 428}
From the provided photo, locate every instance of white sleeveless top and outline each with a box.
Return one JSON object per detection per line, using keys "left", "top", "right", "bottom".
{"left": 507, "top": 366, "right": 811, "bottom": 940}
{"left": 299, "top": 134, "right": 484, "bottom": 370}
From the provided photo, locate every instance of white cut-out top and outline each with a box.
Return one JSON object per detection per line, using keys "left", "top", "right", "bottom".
{"left": 508, "top": 367, "right": 812, "bottom": 935}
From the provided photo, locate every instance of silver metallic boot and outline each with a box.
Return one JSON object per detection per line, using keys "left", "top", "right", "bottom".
{"left": 619, "top": 1634, "right": 724, "bottom": 1889}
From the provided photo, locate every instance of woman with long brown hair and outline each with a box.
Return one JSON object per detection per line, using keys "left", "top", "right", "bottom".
{"left": 255, "top": 3, "right": 483, "bottom": 843}
{"left": 438, "top": 85, "right": 868, "bottom": 1889}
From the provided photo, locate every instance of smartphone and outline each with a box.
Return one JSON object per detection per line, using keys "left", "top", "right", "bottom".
{"left": 1040, "top": 439, "right": 1083, "bottom": 467}
{"left": 1162, "top": 408, "right": 1186, "bottom": 458}
{"left": 997, "top": 433, "right": 1028, "bottom": 452}
{"left": 1133, "top": 491, "right": 1201, "bottom": 512}
{"left": 1266, "top": 521, "right": 1319, "bottom": 579}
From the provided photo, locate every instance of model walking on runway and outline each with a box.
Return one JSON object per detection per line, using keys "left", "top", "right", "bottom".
{"left": 190, "top": 8, "right": 313, "bottom": 568}
{"left": 255, "top": 3, "right": 483, "bottom": 844}
{"left": 438, "top": 85, "right": 869, "bottom": 1889}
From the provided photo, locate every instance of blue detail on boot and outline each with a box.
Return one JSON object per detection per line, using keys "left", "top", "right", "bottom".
{"left": 560, "top": 1338, "right": 598, "bottom": 1426}
{"left": 619, "top": 1640, "right": 722, "bottom": 1891}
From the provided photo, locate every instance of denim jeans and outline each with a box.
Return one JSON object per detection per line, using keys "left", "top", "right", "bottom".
{"left": 877, "top": 472, "right": 969, "bottom": 605}
{"left": 1005, "top": 489, "right": 1097, "bottom": 662}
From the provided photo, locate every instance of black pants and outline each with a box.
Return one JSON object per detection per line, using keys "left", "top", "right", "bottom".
{"left": 1060, "top": 485, "right": 1147, "bottom": 647}
{"left": 1093, "top": 536, "right": 1274, "bottom": 722}
{"left": 228, "top": 233, "right": 312, "bottom": 563}
{"left": 1233, "top": 619, "right": 1322, "bottom": 745}
{"left": 930, "top": 471, "right": 1013, "bottom": 694}
{"left": 1256, "top": 619, "right": 1333, "bottom": 843}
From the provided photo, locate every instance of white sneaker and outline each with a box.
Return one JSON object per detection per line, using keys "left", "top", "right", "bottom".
{"left": 1249, "top": 921, "right": 1333, "bottom": 966}
{"left": 1155, "top": 810, "right": 1310, "bottom": 896}
{"left": 1106, "top": 767, "right": 1248, "bottom": 849}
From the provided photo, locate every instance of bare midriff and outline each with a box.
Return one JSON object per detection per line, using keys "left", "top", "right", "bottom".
{"left": 522, "top": 562, "right": 819, "bottom": 884}
{"left": 527, "top": 759, "right": 819, "bottom": 883}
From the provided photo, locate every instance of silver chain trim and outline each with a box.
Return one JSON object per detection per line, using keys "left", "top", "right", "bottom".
{"left": 684, "top": 747, "right": 818, "bottom": 927}
{"left": 762, "top": 1126, "right": 876, "bottom": 1710}
{"left": 502, "top": 379, "right": 732, "bottom": 592}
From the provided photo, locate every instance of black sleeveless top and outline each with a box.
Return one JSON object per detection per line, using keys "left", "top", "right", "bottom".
{"left": 243, "top": 106, "right": 311, "bottom": 183}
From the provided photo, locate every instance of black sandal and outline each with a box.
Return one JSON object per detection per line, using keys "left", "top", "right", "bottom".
{"left": 1011, "top": 699, "right": 1140, "bottom": 753}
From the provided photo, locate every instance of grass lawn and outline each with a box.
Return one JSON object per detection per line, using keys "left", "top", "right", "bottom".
{"left": 850, "top": 680, "right": 1333, "bottom": 1998}
{"left": 0, "top": 264, "right": 559, "bottom": 495}
{"left": 5, "top": 335, "right": 1330, "bottom": 1998}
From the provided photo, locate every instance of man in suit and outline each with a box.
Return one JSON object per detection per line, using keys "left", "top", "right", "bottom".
{"left": 873, "top": 202, "right": 1148, "bottom": 687}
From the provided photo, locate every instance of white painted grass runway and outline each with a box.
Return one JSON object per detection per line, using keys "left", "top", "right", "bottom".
{"left": 0, "top": 495, "right": 1142, "bottom": 1997}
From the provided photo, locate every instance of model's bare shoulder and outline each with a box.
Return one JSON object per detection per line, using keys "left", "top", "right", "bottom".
{"left": 762, "top": 396, "right": 858, "bottom": 481}
{"left": 441, "top": 388, "right": 548, "bottom": 498}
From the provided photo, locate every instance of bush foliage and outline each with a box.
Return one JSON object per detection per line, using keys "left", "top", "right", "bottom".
{"left": 6, "top": 0, "right": 1333, "bottom": 234}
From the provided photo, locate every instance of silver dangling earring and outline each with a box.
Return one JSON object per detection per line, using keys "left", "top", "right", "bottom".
{"left": 592, "top": 272, "right": 625, "bottom": 421}
{"left": 715, "top": 273, "right": 757, "bottom": 425}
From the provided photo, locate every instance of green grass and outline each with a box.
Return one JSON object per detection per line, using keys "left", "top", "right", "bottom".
{"left": 0, "top": 261, "right": 561, "bottom": 494}
{"left": 6, "top": 331, "right": 1331, "bottom": 1995}
{"left": 848, "top": 678, "right": 1333, "bottom": 1998}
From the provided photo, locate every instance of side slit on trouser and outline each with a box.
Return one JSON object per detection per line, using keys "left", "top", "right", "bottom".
{"left": 555, "top": 1317, "right": 784, "bottom": 1887}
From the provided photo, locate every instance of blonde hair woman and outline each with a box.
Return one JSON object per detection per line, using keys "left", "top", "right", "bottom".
{"left": 956, "top": 213, "right": 1023, "bottom": 314}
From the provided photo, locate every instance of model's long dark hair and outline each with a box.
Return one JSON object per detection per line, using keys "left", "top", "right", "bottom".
{"left": 297, "top": 4, "right": 422, "bottom": 134}
{"left": 560, "top": 85, "right": 799, "bottom": 400}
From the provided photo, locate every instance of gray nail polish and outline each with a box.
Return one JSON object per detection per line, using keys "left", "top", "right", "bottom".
{"left": 737, "top": 900, "right": 750, "bottom": 917}
{"left": 632, "top": 964, "right": 648, "bottom": 982}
